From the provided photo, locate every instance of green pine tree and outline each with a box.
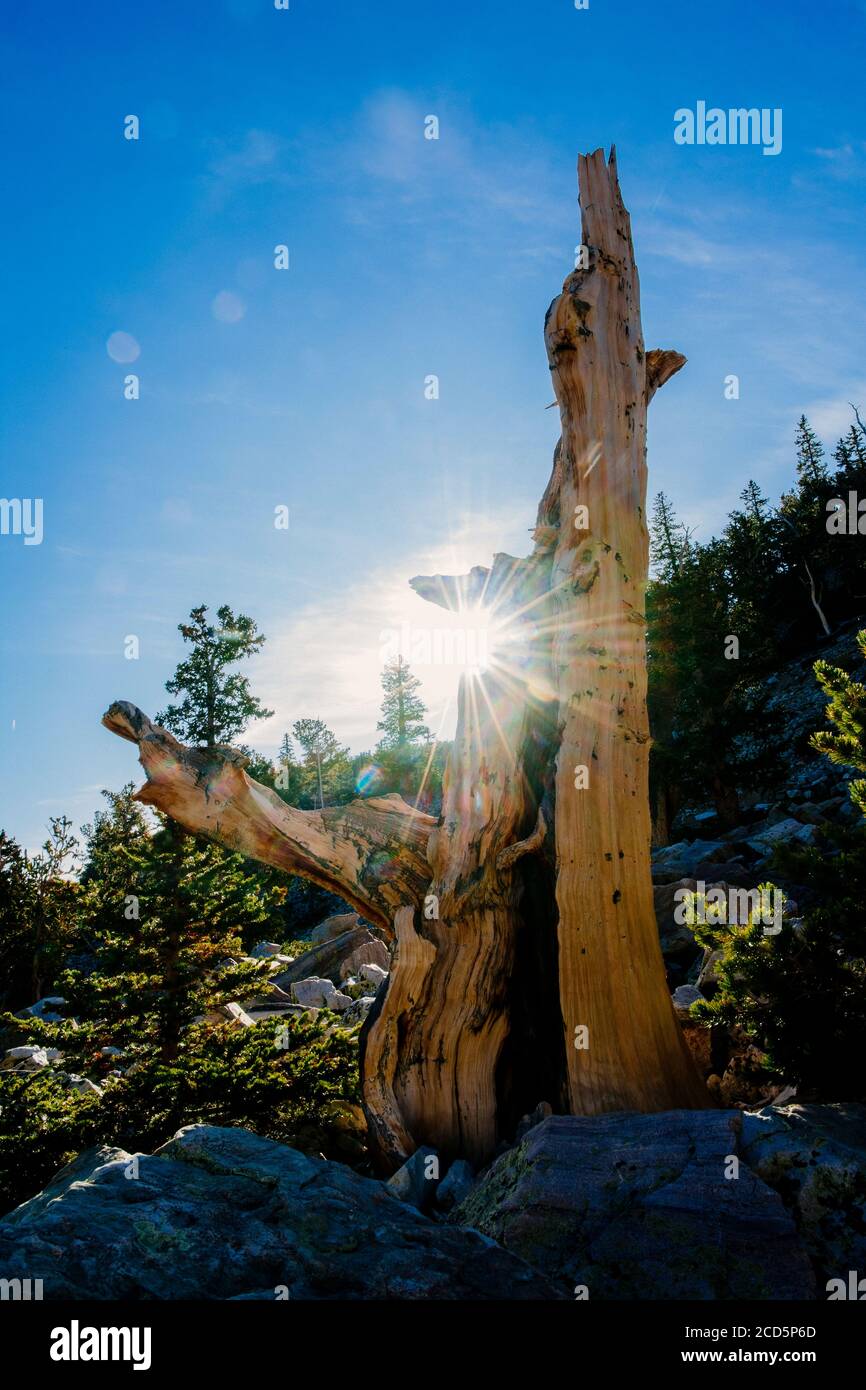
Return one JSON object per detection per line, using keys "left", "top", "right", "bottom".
{"left": 810, "top": 629, "right": 866, "bottom": 818}
{"left": 376, "top": 656, "right": 430, "bottom": 749}
{"left": 0, "top": 824, "right": 80, "bottom": 1011}
{"left": 0, "top": 799, "right": 360, "bottom": 1215}
{"left": 292, "top": 718, "right": 352, "bottom": 808}
{"left": 0, "top": 817, "right": 81, "bottom": 1007}
{"left": 65, "top": 796, "right": 282, "bottom": 1062}
{"left": 158, "top": 604, "right": 274, "bottom": 747}
{"left": 794, "top": 414, "right": 828, "bottom": 486}
{"left": 834, "top": 424, "right": 866, "bottom": 478}
{"left": 647, "top": 497, "right": 782, "bottom": 831}
{"left": 0, "top": 832, "right": 31, "bottom": 1010}
{"left": 649, "top": 491, "right": 694, "bottom": 580}
{"left": 272, "top": 731, "right": 304, "bottom": 802}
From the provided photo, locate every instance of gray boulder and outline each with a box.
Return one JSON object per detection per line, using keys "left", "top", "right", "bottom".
{"left": 218, "top": 1001, "right": 255, "bottom": 1028}
{"left": 290, "top": 977, "right": 351, "bottom": 1012}
{"left": 678, "top": 809, "right": 722, "bottom": 837}
{"left": 747, "top": 819, "right": 819, "bottom": 856}
{"left": 65, "top": 1075, "right": 103, "bottom": 1097}
{"left": 651, "top": 839, "right": 731, "bottom": 880}
{"left": 452, "top": 1112, "right": 816, "bottom": 1299}
{"left": 359, "top": 962, "right": 388, "bottom": 989}
{"left": 328, "top": 991, "right": 353, "bottom": 1014}
{"left": 653, "top": 878, "right": 702, "bottom": 966}
{"left": 1, "top": 1045, "right": 50, "bottom": 1072}
{"left": 308, "top": 912, "right": 364, "bottom": 944}
{"left": 249, "top": 941, "right": 283, "bottom": 958}
{"left": 15, "top": 996, "right": 67, "bottom": 1023}
{"left": 740, "top": 1103, "right": 866, "bottom": 1286}
{"left": 338, "top": 938, "right": 390, "bottom": 982}
{"left": 671, "top": 984, "right": 704, "bottom": 1011}
{"left": 386, "top": 1145, "right": 441, "bottom": 1213}
{"left": 436, "top": 1160, "right": 476, "bottom": 1213}
{"left": 0, "top": 1125, "right": 554, "bottom": 1300}
{"left": 342, "top": 995, "right": 375, "bottom": 1026}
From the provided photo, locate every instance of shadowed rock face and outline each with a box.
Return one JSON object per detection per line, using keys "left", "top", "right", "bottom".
{"left": 0, "top": 1125, "right": 555, "bottom": 1301}
{"left": 740, "top": 1103, "right": 866, "bottom": 1288}
{"left": 452, "top": 1110, "right": 821, "bottom": 1300}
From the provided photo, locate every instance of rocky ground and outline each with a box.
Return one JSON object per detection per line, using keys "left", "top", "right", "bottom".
{"left": 1, "top": 1103, "right": 864, "bottom": 1299}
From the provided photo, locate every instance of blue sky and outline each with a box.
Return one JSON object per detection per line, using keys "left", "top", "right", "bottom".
{"left": 2, "top": 0, "right": 865, "bottom": 850}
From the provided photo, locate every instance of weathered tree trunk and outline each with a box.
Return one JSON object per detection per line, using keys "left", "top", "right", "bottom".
{"left": 104, "top": 148, "right": 710, "bottom": 1172}
{"left": 102, "top": 702, "right": 435, "bottom": 937}
{"left": 361, "top": 550, "right": 559, "bottom": 1168}
{"left": 540, "top": 148, "right": 707, "bottom": 1113}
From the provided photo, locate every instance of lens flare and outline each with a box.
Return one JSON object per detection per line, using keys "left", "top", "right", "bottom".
{"left": 355, "top": 763, "right": 381, "bottom": 795}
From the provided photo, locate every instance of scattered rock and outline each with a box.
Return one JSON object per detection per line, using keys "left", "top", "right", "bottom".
{"left": 359, "top": 962, "right": 388, "bottom": 989}
{"left": 677, "top": 809, "right": 722, "bottom": 838}
{"left": 328, "top": 991, "right": 353, "bottom": 1014}
{"left": 291, "top": 977, "right": 338, "bottom": 1009}
{"left": 308, "top": 912, "right": 364, "bottom": 945}
{"left": 289, "top": 977, "right": 352, "bottom": 1013}
{"left": 221, "top": 1002, "right": 255, "bottom": 1028}
{"left": 17, "top": 997, "right": 67, "bottom": 1023}
{"left": 652, "top": 839, "right": 731, "bottom": 877}
{"left": 247, "top": 981, "right": 293, "bottom": 1007}
{"left": 2, "top": 1045, "right": 50, "bottom": 1071}
{"left": 249, "top": 941, "right": 283, "bottom": 959}
{"left": 436, "top": 1160, "right": 476, "bottom": 1213}
{"left": 690, "top": 860, "right": 757, "bottom": 887}
{"left": 386, "top": 1145, "right": 441, "bottom": 1213}
{"left": 342, "top": 996, "right": 375, "bottom": 1026}
{"left": 65, "top": 1075, "right": 103, "bottom": 1096}
{"left": 671, "top": 984, "right": 704, "bottom": 1011}
{"left": 653, "top": 878, "right": 701, "bottom": 968}
{"left": 0, "top": 1125, "right": 555, "bottom": 1299}
{"left": 272, "top": 927, "right": 381, "bottom": 991}
{"left": 747, "top": 819, "right": 820, "bottom": 855}
{"left": 338, "top": 938, "right": 390, "bottom": 983}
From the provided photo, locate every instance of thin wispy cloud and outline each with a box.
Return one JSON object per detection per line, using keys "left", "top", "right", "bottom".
{"left": 201, "top": 88, "right": 572, "bottom": 265}
{"left": 200, "top": 128, "right": 297, "bottom": 210}
{"left": 811, "top": 142, "right": 866, "bottom": 182}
